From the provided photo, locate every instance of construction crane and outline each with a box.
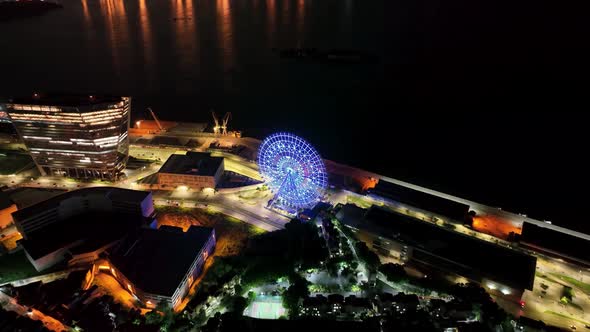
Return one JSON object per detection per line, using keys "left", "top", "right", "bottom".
{"left": 147, "top": 107, "right": 163, "bottom": 131}
{"left": 221, "top": 112, "right": 231, "bottom": 136}
{"left": 211, "top": 111, "right": 220, "bottom": 134}
{"left": 211, "top": 111, "right": 231, "bottom": 135}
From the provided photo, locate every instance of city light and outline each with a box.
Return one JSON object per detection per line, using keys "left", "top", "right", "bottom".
{"left": 3, "top": 95, "right": 130, "bottom": 180}
{"left": 257, "top": 132, "right": 327, "bottom": 209}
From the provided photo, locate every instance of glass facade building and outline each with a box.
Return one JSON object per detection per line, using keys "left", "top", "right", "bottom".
{"left": 3, "top": 94, "right": 130, "bottom": 179}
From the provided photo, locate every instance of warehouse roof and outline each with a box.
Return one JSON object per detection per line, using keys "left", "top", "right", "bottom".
{"left": 358, "top": 207, "right": 536, "bottom": 290}
{"left": 0, "top": 191, "right": 14, "bottom": 210}
{"left": 12, "top": 187, "right": 151, "bottom": 221}
{"left": 5, "top": 93, "right": 126, "bottom": 108}
{"left": 159, "top": 152, "right": 223, "bottom": 177}
{"left": 21, "top": 211, "right": 144, "bottom": 260}
{"left": 520, "top": 221, "right": 590, "bottom": 265}
{"left": 109, "top": 226, "right": 214, "bottom": 297}
{"left": 369, "top": 179, "right": 470, "bottom": 221}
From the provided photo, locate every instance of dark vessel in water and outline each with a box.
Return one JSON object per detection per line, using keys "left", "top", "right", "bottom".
{"left": 275, "top": 48, "right": 379, "bottom": 64}
{"left": 0, "top": 0, "right": 63, "bottom": 21}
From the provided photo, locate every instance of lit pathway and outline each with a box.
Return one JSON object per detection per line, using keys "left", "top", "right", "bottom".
{"left": 0, "top": 290, "right": 69, "bottom": 332}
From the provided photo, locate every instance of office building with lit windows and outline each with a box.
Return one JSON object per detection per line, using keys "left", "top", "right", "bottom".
{"left": 2, "top": 93, "right": 130, "bottom": 179}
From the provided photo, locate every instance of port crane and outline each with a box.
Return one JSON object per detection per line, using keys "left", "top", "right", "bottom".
{"left": 147, "top": 107, "right": 163, "bottom": 131}
{"left": 211, "top": 111, "right": 231, "bottom": 135}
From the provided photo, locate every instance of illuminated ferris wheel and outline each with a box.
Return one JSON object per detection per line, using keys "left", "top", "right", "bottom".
{"left": 257, "top": 132, "right": 327, "bottom": 210}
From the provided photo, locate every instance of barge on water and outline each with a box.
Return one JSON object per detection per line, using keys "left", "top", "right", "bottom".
{"left": 275, "top": 48, "right": 380, "bottom": 64}
{"left": 0, "top": 0, "right": 63, "bottom": 21}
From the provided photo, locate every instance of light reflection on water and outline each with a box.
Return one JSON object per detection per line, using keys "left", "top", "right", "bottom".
{"left": 0, "top": 0, "right": 381, "bottom": 115}
{"left": 75, "top": 0, "right": 320, "bottom": 75}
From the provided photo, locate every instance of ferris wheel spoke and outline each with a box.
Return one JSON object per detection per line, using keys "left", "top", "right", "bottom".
{"left": 257, "top": 132, "right": 327, "bottom": 210}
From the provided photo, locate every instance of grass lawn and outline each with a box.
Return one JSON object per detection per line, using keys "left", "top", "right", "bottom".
{"left": 535, "top": 271, "right": 561, "bottom": 285}
{"left": 0, "top": 151, "right": 34, "bottom": 175}
{"left": 550, "top": 272, "right": 590, "bottom": 295}
{"left": 156, "top": 206, "right": 265, "bottom": 256}
{"left": 346, "top": 195, "right": 373, "bottom": 209}
{"left": 0, "top": 250, "right": 39, "bottom": 284}
{"left": 238, "top": 188, "right": 269, "bottom": 200}
{"left": 544, "top": 310, "right": 590, "bottom": 326}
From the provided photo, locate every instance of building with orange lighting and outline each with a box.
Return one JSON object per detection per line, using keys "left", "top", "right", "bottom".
{"left": 0, "top": 191, "right": 17, "bottom": 229}
{"left": 337, "top": 205, "right": 537, "bottom": 303}
{"left": 158, "top": 152, "right": 224, "bottom": 190}
{"left": 2, "top": 93, "right": 130, "bottom": 180}
{"left": 9, "top": 186, "right": 215, "bottom": 309}
{"left": 103, "top": 225, "right": 216, "bottom": 310}
{"left": 12, "top": 187, "right": 155, "bottom": 271}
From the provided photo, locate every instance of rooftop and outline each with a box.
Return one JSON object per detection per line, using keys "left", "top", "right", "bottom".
{"left": 520, "top": 221, "right": 590, "bottom": 264}
{"left": 3, "top": 93, "right": 127, "bottom": 108}
{"left": 370, "top": 179, "right": 470, "bottom": 221}
{"left": 299, "top": 201, "right": 332, "bottom": 220}
{"left": 335, "top": 203, "right": 366, "bottom": 225}
{"left": 12, "top": 187, "right": 151, "bottom": 222}
{"left": 109, "top": 225, "right": 214, "bottom": 297}
{"left": 21, "top": 211, "right": 144, "bottom": 260}
{"left": 0, "top": 190, "right": 14, "bottom": 210}
{"left": 348, "top": 206, "right": 536, "bottom": 290}
{"left": 159, "top": 152, "right": 223, "bottom": 177}
{"left": 5, "top": 188, "right": 66, "bottom": 209}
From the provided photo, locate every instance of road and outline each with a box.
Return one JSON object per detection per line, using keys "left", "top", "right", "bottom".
{"left": 520, "top": 258, "right": 590, "bottom": 329}
{"left": 153, "top": 189, "right": 289, "bottom": 231}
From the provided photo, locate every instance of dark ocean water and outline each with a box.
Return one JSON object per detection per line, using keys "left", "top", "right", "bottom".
{"left": 1, "top": 0, "right": 589, "bottom": 231}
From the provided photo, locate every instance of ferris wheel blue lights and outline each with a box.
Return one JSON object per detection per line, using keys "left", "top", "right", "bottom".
{"left": 258, "top": 132, "right": 327, "bottom": 209}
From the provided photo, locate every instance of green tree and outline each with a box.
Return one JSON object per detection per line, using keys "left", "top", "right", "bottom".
{"left": 282, "top": 273, "right": 310, "bottom": 317}
{"left": 562, "top": 286, "right": 574, "bottom": 302}
{"left": 144, "top": 310, "right": 163, "bottom": 325}
{"left": 355, "top": 241, "right": 380, "bottom": 271}
{"left": 378, "top": 263, "right": 408, "bottom": 283}
{"left": 325, "top": 257, "right": 341, "bottom": 277}
{"left": 231, "top": 296, "right": 249, "bottom": 315}
{"left": 221, "top": 295, "right": 249, "bottom": 315}
{"left": 192, "top": 308, "right": 208, "bottom": 327}
{"left": 247, "top": 291, "right": 256, "bottom": 303}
